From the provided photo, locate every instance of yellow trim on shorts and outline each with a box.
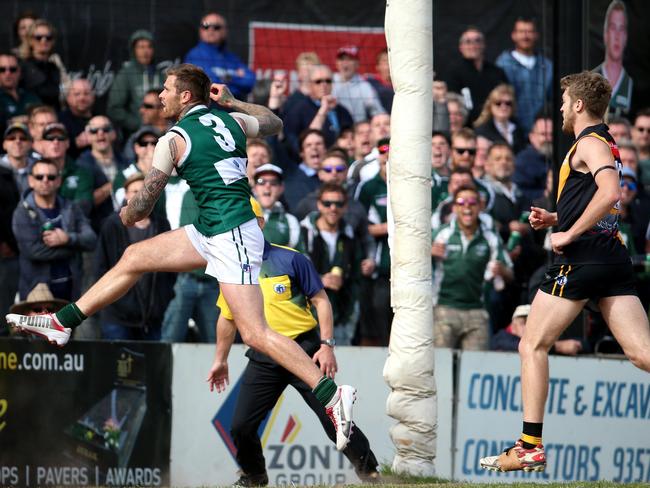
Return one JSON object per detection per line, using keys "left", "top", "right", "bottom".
{"left": 551, "top": 265, "right": 564, "bottom": 296}
{"left": 559, "top": 265, "right": 572, "bottom": 297}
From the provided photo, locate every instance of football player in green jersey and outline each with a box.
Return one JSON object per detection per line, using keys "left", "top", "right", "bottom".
{"left": 7, "top": 64, "right": 357, "bottom": 450}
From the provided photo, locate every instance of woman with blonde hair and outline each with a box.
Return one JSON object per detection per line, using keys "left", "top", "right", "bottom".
{"left": 474, "top": 83, "right": 526, "bottom": 153}
{"left": 20, "top": 19, "right": 70, "bottom": 110}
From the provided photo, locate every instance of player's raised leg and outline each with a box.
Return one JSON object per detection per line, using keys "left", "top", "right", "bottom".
{"left": 7, "top": 227, "right": 206, "bottom": 345}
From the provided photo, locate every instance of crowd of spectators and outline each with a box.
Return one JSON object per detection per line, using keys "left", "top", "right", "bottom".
{"left": 1, "top": 8, "right": 649, "bottom": 354}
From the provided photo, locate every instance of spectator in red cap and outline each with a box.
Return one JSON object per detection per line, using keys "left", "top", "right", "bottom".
{"left": 332, "top": 46, "right": 385, "bottom": 124}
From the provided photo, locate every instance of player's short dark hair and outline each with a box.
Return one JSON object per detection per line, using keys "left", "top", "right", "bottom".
{"left": 166, "top": 64, "right": 211, "bottom": 105}
{"left": 318, "top": 182, "right": 348, "bottom": 203}
{"left": 560, "top": 71, "right": 612, "bottom": 120}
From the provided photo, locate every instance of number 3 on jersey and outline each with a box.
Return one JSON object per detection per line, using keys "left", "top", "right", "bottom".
{"left": 199, "top": 112, "right": 247, "bottom": 185}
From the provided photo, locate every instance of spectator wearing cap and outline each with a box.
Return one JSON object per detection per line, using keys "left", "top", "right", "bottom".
{"left": 1, "top": 122, "right": 36, "bottom": 193}
{"left": 283, "top": 129, "right": 327, "bottom": 212}
{"left": 123, "top": 89, "right": 173, "bottom": 163}
{"left": 365, "top": 48, "right": 394, "bottom": 114}
{"left": 252, "top": 163, "right": 301, "bottom": 248}
{"left": 58, "top": 78, "right": 95, "bottom": 159}
{"left": 107, "top": 29, "right": 166, "bottom": 136}
{"left": 283, "top": 64, "right": 354, "bottom": 159}
{"left": 12, "top": 158, "right": 96, "bottom": 301}
{"left": 491, "top": 304, "right": 587, "bottom": 355}
{"left": 332, "top": 46, "right": 385, "bottom": 124}
{"left": 96, "top": 173, "right": 175, "bottom": 340}
{"left": 40, "top": 122, "right": 93, "bottom": 215}
{"left": 77, "top": 115, "right": 127, "bottom": 233}
{"left": 0, "top": 52, "right": 40, "bottom": 130}
{"left": 112, "top": 126, "right": 166, "bottom": 219}
{"left": 184, "top": 11, "right": 256, "bottom": 99}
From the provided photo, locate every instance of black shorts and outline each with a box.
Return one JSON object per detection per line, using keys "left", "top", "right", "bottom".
{"left": 539, "top": 262, "right": 637, "bottom": 300}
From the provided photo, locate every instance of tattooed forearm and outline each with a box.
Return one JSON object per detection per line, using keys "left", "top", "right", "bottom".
{"left": 124, "top": 168, "right": 169, "bottom": 223}
{"left": 229, "top": 99, "right": 283, "bottom": 137}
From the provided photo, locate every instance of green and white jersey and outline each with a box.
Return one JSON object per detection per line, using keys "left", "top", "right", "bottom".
{"left": 171, "top": 104, "right": 254, "bottom": 236}
{"left": 432, "top": 221, "right": 512, "bottom": 309}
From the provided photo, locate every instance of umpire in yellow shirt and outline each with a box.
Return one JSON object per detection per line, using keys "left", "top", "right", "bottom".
{"left": 207, "top": 199, "right": 379, "bottom": 487}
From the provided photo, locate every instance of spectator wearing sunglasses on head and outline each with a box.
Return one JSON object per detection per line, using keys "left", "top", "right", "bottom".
{"left": 12, "top": 158, "right": 96, "bottom": 302}
{"left": 184, "top": 12, "right": 255, "bottom": 100}
{"left": 77, "top": 116, "right": 127, "bottom": 233}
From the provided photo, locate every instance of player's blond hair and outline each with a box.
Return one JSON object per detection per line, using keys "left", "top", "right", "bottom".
{"left": 560, "top": 71, "right": 612, "bottom": 119}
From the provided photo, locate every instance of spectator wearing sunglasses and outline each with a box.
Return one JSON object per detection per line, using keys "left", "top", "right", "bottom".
{"left": 40, "top": 123, "right": 93, "bottom": 216}
{"left": 298, "top": 183, "right": 361, "bottom": 345}
{"left": 112, "top": 126, "right": 166, "bottom": 219}
{"left": 474, "top": 84, "right": 526, "bottom": 154}
{"left": 77, "top": 116, "right": 127, "bottom": 233}
{"left": 283, "top": 64, "right": 354, "bottom": 160}
{"left": 252, "top": 164, "right": 301, "bottom": 248}
{"left": 107, "top": 30, "right": 166, "bottom": 137}
{"left": 58, "top": 79, "right": 95, "bottom": 159}
{"left": 450, "top": 128, "right": 494, "bottom": 210}
{"left": 184, "top": 12, "right": 255, "bottom": 100}
{"left": 20, "top": 19, "right": 68, "bottom": 112}
{"left": 0, "top": 52, "right": 40, "bottom": 131}
{"left": 12, "top": 158, "right": 96, "bottom": 301}
{"left": 294, "top": 150, "right": 377, "bottom": 275}
{"left": 431, "top": 185, "right": 513, "bottom": 350}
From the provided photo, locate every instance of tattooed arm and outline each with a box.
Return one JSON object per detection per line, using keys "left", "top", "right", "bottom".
{"left": 210, "top": 83, "right": 283, "bottom": 137}
{"left": 119, "top": 133, "right": 185, "bottom": 226}
{"left": 119, "top": 168, "right": 169, "bottom": 226}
